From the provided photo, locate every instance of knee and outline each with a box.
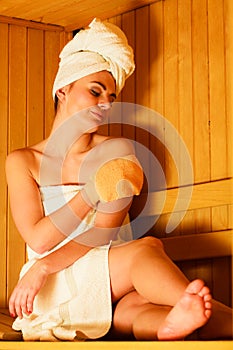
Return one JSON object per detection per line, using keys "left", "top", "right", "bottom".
{"left": 135, "top": 236, "right": 164, "bottom": 251}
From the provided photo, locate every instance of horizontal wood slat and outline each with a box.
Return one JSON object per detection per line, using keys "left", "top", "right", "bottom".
{"left": 133, "top": 178, "right": 233, "bottom": 217}
{"left": 0, "top": 340, "right": 232, "bottom": 349}
{"left": 0, "top": 15, "right": 63, "bottom": 31}
{"left": 161, "top": 230, "right": 233, "bottom": 261}
{"left": 0, "top": 309, "right": 22, "bottom": 340}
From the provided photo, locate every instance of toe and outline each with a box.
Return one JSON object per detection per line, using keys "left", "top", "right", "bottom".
{"left": 185, "top": 279, "right": 205, "bottom": 295}
{"left": 198, "top": 285, "right": 210, "bottom": 298}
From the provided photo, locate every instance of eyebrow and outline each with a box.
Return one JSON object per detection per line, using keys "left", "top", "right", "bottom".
{"left": 90, "top": 81, "right": 117, "bottom": 99}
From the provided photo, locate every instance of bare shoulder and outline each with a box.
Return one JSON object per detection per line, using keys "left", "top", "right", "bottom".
{"left": 95, "top": 135, "right": 135, "bottom": 157}
{"left": 5, "top": 147, "right": 41, "bottom": 183}
{"left": 6, "top": 148, "right": 33, "bottom": 168}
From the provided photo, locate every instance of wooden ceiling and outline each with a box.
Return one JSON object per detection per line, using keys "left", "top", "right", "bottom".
{"left": 0, "top": 0, "right": 157, "bottom": 31}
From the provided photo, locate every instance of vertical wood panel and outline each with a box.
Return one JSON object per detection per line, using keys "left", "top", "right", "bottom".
{"left": 212, "top": 257, "right": 231, "bottom": 306}
{"left": 211, "top": 206, "right": 228, "bottom": 232}
{"left": 135, "top": 6, "right": 150, "bottom": 193}
{"left": 208, "top": 0, "right": 227, "bottom": 180}
{"left": 177, "top": 0, "right": 194, "bottom": 169}
{"left": 121, "top": 11, "right": 136, "bottom": 141}
{"left": 122, "top": 11, "right": 136, "bottom": 105}
{"left": 44, "top": 31, "right": 61, "bottom": 137}
{"left": 7, "top": 24, "right": 27, "bottom": 301}
{"left": 0, "top": 17, "right": 63, "bottom": 307}
{"left": 27, "top": 28, "right": 44, "bottom": 145}
{"left": 149, "top": 1, "right": 165, "bottom": 184}
{"left": 192, "top": 0, "right": 210, "bottom": 183}
{"left": 108, "top": 15, "right": 122, "bottom": 137}
{"left": 163, "top": 0, "right": 179, "bottom": 188}
{"left": 224, "top": 0, "right": 233, "bottom": 179}
{"left": 149, "top": 1, "right": 164, "bottom": 114}
{"left": 0, "top": 23, "right": 9, "bottom": 306}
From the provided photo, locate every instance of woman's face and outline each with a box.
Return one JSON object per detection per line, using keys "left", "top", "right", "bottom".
{"left": 60, "top": 71, "right": 117, "bottom": 118}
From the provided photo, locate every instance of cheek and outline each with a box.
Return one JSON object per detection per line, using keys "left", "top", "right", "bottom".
{"left": 70, "top": 92, "right": 96, "bottom": 111}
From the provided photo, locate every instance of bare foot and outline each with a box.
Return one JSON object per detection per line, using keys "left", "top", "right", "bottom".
{"left": 157, "top": 279, "right": 212, "bottom": 340}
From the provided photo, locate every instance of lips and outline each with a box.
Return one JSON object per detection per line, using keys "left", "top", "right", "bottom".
{"left": 90, "top": 109, "right": 103, "bottom": 121}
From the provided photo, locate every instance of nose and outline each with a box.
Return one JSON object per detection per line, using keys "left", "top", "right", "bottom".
{"left": 98, "top": 102, "right": 112, "bottom": 110}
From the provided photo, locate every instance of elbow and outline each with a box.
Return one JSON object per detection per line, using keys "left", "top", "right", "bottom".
{"left": 28, "top": 241, "right": 49, "bottom": 255}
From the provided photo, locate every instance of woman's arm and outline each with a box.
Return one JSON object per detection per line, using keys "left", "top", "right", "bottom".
{"left": 9, "top": 197, "right": 132, "bottom": 318}
{"left": 6, "top": 138, "right": 140, "bottom": 254}
{"left": 6, "top": 150, "right": 92, "bottom": 254}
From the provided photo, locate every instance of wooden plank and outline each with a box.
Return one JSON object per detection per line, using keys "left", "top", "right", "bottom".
{"left": 0, "top": 341, "right": 232, "bottom": 350}
{"left": 121, "top": 11, "right": 136, "bottom": 141}
{"left": 0, "top": 22, "right": 8, "bottom": 308}
{"left": 211, "top": 205, "right": 228, "bottom": 232}
{"left": 208, "top": 0, "right": 227, "bottom": 180}
{"left": 228, "top": 204, "right": 233, "bottom": 229}
{"left": 133, "top": 178, "right": 233, "bottom": 217}
{"left": 135, "top": 6, "right": 150, "bottom": 194}
{"left": 195, "top": 259, "right": 212, "bottom": 290}
{"left": 161, "top": 230, "right": 233, "bottom": 261}
{"left": 177, "top": 0, "right": 194, "bottom": 173}
{"left": 0, "top": 323, "right": 22, "bottom": 341}
{"left": 0, "top": 15, "right": 64, "bottom": 31}
{"left": 212, "top": 257, "right": 231, "bottom": 306}
{"left": 121, "top": 11, "right": 136, "bottom": 105}
{"left": 0, "top": 0, "right": 157, "bottom": 31}
{"left": 149, "top": 1, "right": 165, "bottom": 185}
{"left": 193, "top": 207, "right": 211, "bottom": 235}
{"left": 192, "top": 0, "right": 210, "bottom": 183}
{"left": 27, "top": 28, "right": 44, "bottom": 146}
{"left": 224, "top": 0, "right": 233, "bottom": 179}
{"left": 163, "top": 0, "right": 179, "bottom": 189}
{"left": 0, "top": 312, "right": 14, "bottom": 327}
{"left": 44, "top": 30, "right": 61, "bottom": 137}
{"left": 149, "top": 1, "right": 164, "bottom": 114}
{"left": 108, "top": 15, "right": 122, "bottom": 137}
{"left": 0, "top": 310, "right": 22, "bottom": 341}
{"left": 7, "top": 24, "right": 27, "bottom": 301}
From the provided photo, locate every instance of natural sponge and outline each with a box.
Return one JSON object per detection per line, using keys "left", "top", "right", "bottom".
{"left": 94, "top": 155, "right": 143, "bottom": 202}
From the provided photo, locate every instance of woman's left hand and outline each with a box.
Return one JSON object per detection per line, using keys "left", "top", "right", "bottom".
{"left": 9, "top": 260, "right": 48, "bottom": 319}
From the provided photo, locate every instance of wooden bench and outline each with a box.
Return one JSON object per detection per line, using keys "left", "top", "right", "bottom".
{"left": 0, "top": 309, "right": 22, "bottom": 341}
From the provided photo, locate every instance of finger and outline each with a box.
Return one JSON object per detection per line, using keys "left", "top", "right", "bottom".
{"left": 20, "top": 291, "right": 30, "bottom": 316}
{"left": 9, "top": 294, "right": 16, "bottom": 318}
{"left": 14, "top": 291, "right": 26, "bottom": 319}
{"left": 26, "top": 292, "right": 35, "bottom": 315}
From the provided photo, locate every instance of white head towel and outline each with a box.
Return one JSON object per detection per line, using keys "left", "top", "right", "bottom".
{"left": 52, "top": 18, "right": 135, "bottom": 98}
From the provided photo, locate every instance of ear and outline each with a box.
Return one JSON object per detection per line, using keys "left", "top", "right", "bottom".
{"left": 55, "top": 86, "right": 69, "bottom": 102}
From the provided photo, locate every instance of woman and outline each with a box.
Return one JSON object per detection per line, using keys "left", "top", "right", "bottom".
{"left": 6, "top": 18, "right": 232, "bottom": 341}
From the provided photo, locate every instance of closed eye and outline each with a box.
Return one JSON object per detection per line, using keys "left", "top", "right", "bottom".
{"left": 90, "top": 89, "right": 100, "bottom": 97}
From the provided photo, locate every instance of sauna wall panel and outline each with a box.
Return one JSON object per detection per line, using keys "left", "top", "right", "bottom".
{"left": 0, "top": 18, "right": 67, "bottom": 307}
{"left": 107, "top": 0, "right": 232, "bottom": 306}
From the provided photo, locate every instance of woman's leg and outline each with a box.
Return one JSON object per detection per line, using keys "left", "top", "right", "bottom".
{"left": 108, "top": 236, "right": 231, "bottom": 340}
{"left": 111, "top": 281, "right": 211, "bottom": 340}
{"left": 109, "top": 236, "right": 190, "bottom": 305}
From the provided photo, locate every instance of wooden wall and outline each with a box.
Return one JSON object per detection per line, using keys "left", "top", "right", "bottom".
{"left": 0, "top": 0, "right": 232, "bottom": 308}
{"left": 0, "top": 17, "right": 71, "bottom": 306}
{"left": 105, "top": 0, "right": 232, "bottom": 306}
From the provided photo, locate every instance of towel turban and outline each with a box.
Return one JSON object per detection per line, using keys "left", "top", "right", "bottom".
{"left": 52, "top": 18, "right": 135, "bottom": 98}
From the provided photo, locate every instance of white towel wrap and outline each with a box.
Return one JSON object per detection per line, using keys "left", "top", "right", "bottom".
{"left": 52, "top": 18, "right": 135, "bottom": 98}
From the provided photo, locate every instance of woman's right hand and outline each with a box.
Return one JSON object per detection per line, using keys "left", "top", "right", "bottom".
{"left": 9, "top": 260, "right": 49, "bottom": 319}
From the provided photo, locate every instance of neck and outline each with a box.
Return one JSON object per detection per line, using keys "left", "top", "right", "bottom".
{"left": 48, "top": 111, "right": 96, "bottom": 158}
